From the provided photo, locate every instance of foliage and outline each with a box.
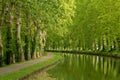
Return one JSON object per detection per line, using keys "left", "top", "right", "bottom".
{"left": 1, "top": 0, "right": 120, "bottom": 66}
{"left": 46, "top": 0, "right": 120, "bottom": 53}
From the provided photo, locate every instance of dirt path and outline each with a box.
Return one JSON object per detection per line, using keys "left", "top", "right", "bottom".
{"left": 0, "top": 53, "right": 54, "bottom": 75}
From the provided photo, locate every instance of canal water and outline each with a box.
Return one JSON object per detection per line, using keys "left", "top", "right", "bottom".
{"left": 48, "top": 53, "right": 120, "bottom": 80}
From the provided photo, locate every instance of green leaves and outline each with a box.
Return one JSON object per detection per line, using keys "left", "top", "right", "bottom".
{"left": 46, "top": 0, "right": 120, "bottom": 52}
{"left": 1, "top": 0, "right": 120, "bottom": 66}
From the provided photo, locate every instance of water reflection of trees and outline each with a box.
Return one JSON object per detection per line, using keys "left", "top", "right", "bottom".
{"left": 63, "top": 53, "right": 120, "bottom": 80}
{"left": 91, "top": 56, "right": 119, "bottom": 77}
{"left": 49, "top": 53, "right": 120, "bottom": 80}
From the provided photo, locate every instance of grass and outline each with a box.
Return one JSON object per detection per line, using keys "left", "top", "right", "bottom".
{"left": 0, "top": 53, "right": 61, "bottom": 80}
{"left": 27, "top": 72, "right": 56, "bottom": 80}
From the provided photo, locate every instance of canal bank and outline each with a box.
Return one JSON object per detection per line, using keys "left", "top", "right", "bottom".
{"left": 46, "top": 50, "right": 120, "bottom": 59}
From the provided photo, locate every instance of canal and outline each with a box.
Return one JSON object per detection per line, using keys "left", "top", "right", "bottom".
{"left": 48, "top": 53, "right": 120, "bottom": 80}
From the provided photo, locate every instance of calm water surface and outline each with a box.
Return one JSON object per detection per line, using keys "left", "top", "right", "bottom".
{"left": 48, "top": 53, "right": 120, "bottom": 80}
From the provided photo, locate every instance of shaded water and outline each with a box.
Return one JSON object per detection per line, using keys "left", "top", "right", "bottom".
{"left": 48, "top": 54, "right": 120, "bottom": 80}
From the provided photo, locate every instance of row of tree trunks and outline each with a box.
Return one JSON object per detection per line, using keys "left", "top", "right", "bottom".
{"left": 32, "top": 21, "right": 46, "bottom": 58}
{"left": 0, "top": 1, "right": 47, "bottom": 65}
{"left": 91, "top": 36, "right": 117, "bottom": 52}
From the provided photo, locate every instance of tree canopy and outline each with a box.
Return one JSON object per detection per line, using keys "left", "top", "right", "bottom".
{"left": 0, "top": 0, "right": 120, "bottom": 66}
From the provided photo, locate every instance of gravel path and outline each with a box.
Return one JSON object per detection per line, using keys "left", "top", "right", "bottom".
{"left": 0, "top": 53, "right": 54, "bottom": 75}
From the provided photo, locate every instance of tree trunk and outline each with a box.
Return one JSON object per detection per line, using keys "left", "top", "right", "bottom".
{"left": 16, "top": 3, "right": 24, "bottom": 62}
{"left": 40, "top": 30, "right": 46, "bottom": 55}
{"left": 31, "top": 21, "right": 40, "bottom": 59}
{"left": 24, "top": 13, "right": 31, "bottom": 60}
{"left": 9, "top": 2, "right": 15, "bottom": 64}
{"left": 0, "top": 0, "right": 6, "bottom": 57}
{"left": 3, "top": 1, "right": 15, "bottom": 64}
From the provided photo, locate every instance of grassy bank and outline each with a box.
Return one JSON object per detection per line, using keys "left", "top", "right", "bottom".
{"left": 0, "top": 53, "right": 61, "bottom": 80}
{"left": 46, "top": 50, "right": 120, "bottom": 59}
